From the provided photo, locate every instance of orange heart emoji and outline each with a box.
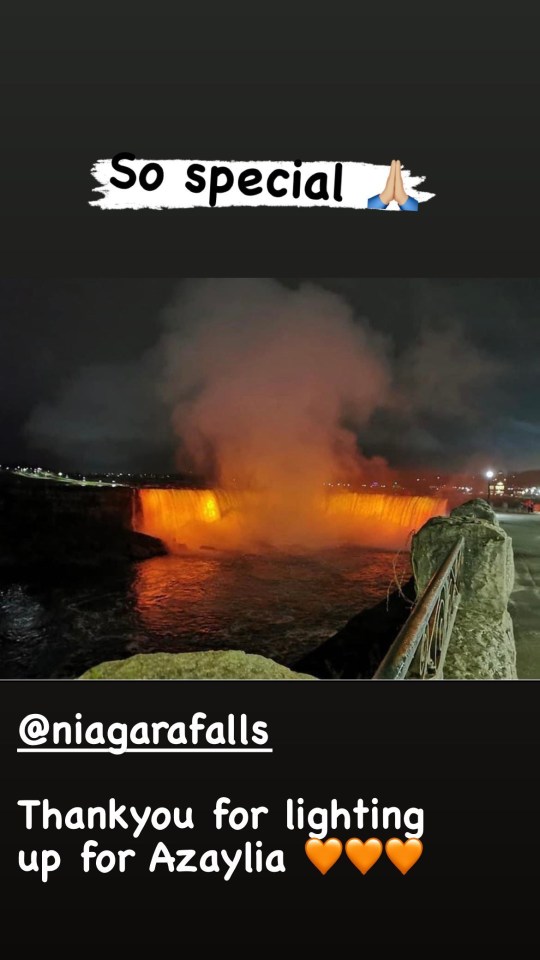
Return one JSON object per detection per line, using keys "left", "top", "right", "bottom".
{"left": 385, "top": 838, "right": 423, "bottom": 874}
{"left": 345, "top": 837, "right": 383, "bottom": 874}
{"left": 305, "top": 838, "right": 343, "bottom": 875}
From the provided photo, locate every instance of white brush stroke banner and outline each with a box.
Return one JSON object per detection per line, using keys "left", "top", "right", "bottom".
{"left": 90, "top": 159, "right": 434, "bottom": 210}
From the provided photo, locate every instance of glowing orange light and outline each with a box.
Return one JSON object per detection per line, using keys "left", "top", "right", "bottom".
{"left": 133, "top": 487, "right": 448, "bottom": 553}
{"left": 203, "top": 494, "right": 219, "bottom": 523}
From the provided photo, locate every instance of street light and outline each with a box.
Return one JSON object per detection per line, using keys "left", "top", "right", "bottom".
{"left": 485, "top": 469, "right": 494, "bottom": 504}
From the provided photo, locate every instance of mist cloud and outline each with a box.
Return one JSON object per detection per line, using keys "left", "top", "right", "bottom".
{"left": 26, "top": 278, "right": 505, "bottom": 481}
{"left": 158, "top": 279, "right": 390, "bottom": 488}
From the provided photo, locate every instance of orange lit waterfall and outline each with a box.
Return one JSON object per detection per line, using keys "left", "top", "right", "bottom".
{"left": 133, "top": 488, "right": 447, "bottom": 551}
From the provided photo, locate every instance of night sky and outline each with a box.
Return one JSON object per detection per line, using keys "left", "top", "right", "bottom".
{"left": 1, "top": 278, "right": 539, "bottom": 475}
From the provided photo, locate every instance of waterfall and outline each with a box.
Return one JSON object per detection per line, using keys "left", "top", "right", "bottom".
{"left": 133, "top": 487, "right": 447, "bottom": 552}
{"left": 323, "top": 491, "right": 448, "bottom": 530}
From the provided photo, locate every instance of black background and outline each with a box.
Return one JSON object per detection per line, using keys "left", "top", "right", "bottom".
{"left": 2, "top": 5, "right": 540, "bottom": 276}
{"left": 2, "top": 680, "right": 538, "bottom": 947}
{"left": 1, "top": 2, "right": 540, "bottom": 948}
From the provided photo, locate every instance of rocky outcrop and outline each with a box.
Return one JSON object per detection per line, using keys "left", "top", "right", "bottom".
{"left": 411, "top": 498, "right": 517, "bottom": 678}
{"left": 0, "top": 472, "right": 134, "bottom": 526}
{"left": 0, "top": 473, "right": 165, "bottom": 569}
{"left": 81, "top": 650, "right": 315, "bottom": 680}
{"left": 292, "top": 581, "right": 416, "bottom": 679}
{"left": 0, "top": 519, "right": 165, "bottom": 570}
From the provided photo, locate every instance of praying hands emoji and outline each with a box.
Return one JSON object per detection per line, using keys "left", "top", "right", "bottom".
{"left": 368, "top": 160, "right": 419, "bottom": 211}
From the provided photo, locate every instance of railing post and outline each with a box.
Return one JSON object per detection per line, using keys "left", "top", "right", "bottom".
{"left": 373, "top": 538, "right": 464, "bottom": 680}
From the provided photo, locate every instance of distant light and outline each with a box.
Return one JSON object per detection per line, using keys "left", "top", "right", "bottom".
{"left": 485, "top": 469, "right": 494, "bottom": 479}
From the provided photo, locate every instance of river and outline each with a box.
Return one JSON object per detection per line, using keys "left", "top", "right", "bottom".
{"left": 0, "top": 545, "right": 410, "bottom": 678}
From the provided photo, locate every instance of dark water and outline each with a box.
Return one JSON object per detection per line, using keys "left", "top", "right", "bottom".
{"left": 0, "top": 546, "right": 410, "bottom": 678}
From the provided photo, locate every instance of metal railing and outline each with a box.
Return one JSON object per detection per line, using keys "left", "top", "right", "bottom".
{"left": 373, "top": 537, "right": 465, "bottom": 680}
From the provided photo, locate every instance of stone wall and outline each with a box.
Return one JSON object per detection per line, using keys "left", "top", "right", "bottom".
{"left": 411, "top": 499, "right": 517, "bottom": 678}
